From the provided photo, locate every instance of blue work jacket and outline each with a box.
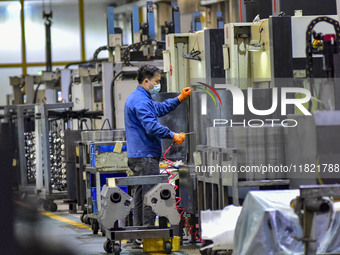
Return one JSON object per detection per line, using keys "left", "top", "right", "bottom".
{"left": 124, "top": 85, "right": 181, "bottom": 158}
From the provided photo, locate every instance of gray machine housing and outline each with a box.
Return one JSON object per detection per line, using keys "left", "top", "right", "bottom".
{"left": 98, "top": 185, "right": 134, "bottom": 230}
{"left": 144, "top": 183, "right": 181, "bottom": 225}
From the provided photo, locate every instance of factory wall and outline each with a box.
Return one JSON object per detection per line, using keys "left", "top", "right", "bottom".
{"left": 0, "top": 0, "right": 237, "bottom": 106}
{"left": 0, "top": 0, "right": 111, "bottom": 106}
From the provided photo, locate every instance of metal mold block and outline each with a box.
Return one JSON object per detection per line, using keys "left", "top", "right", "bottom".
{"left": 98, "top": 185, "right": 134, "bottom": 229}
{"left": 144, "top": 183, "right": 180, "bottom": 225}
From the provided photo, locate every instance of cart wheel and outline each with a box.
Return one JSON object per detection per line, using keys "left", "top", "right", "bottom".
{"left": 113, "top": 243, "right": 121, "bottom": 255}
{"left": 92, "top": 220, "right": 99, "bottom": 235}
{"left": 164, "top": 241, "right": 172, "bottom": 254}
{"left": 103, "top": 239, "right": 113, "bottom": 253}
{"left": 80, "top": 211, "right": 87, "bottom": 223}
{"left": 83, "top": 214, "right": 89, "bottom": 225}
{"left": 43, "top": 200, "right": 50, "bottom": 211}
{"left": 49, "top": 202, "right": 58, "bottom": 212}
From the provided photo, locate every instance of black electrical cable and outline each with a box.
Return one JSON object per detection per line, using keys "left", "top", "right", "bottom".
{"left": 33, "top": 82, "right": 42, "bottom": 104}
{"left": 91, "top": 75, "right": 101, "bottom": 83}
{"left": 122, "top": 39, "right": 154, "bottom": 66}
{"left": 305, "top": 16, "right": 340, "bottom": 111}
{"left": 93, "top": 46, "right": 113, "bottom": 60}
{"left": 110, "top": 71, "right": 123, "bottom": 129}
{"left": 64, "top": 58, "right": 108, "bottom": 69}
{"left": 19, "top": 81, "right": 25, "bottom": 89}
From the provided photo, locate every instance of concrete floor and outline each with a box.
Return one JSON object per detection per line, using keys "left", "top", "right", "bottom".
{"left": 13, "top": 199, "right": 201, "bottom": 255}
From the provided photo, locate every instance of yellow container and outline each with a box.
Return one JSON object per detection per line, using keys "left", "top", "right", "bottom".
{"left": 143, "top": 236, "right": 181, "bottom": 253}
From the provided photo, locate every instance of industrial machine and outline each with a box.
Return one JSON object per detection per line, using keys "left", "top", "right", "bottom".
{"left": 9, "top": 70, "right": 71, "bottom": 105}
{"left": 99, "top": 179, "right": 180, "bottom": 254}
{"left": 292, "top": 185, "right": 340, "bottom": 255}
{"left": 164, "top": 28, "right": 225, "bottom": 92}
{"left": 235, "top": 0, "right": 337, "bottom": 23}
{"left": 4, "top": 0, "right": 340, "bottom": 253}
{"left": 223, "top": 16, "right": 295, "bottom": 89}
{"left": 78, "top": 129, "right": 128, "bottom": 233}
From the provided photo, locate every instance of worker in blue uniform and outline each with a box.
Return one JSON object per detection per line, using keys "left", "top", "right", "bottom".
{"left": 124, "top": 64, "right": 191, "bottom": 227}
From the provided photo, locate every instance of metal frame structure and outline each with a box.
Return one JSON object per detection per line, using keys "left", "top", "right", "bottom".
{"left": 195, "top": 145, "right": 290, "bottom": 209}
{"left": 35, "top": 103, "right": 73, "bottom": 211}
{"left": 75, "top": 142, "right": 87, "bottom": 212}
{"left": 295, "top": 185, "right": 340, "bottom": 255}
{"left": 171, "top": 1, "right": 181, "bottom": 34}
{"left": 79, "top": 140, "right": 128, "bottom": 234}
{"left": 4, "top": 104, "right": 36, "bottom": 196}
{"left": 102, "top": 175, "right": 177, "bottom": 254}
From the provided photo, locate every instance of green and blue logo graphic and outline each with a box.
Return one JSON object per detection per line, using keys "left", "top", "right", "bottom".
{"left": 195, "top": 82, "right": 222, "bottom": 107}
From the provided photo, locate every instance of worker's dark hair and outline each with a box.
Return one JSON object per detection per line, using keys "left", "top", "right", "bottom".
{"left": 137, "top": 65, "right": 161, "bottom": 84}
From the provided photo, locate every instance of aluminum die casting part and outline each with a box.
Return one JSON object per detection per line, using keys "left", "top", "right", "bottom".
{"left": 98, "top": 185, "right": 134, "bottom": 229}
{"left": 144, "top": 183, "right": 180, "bottom": 225}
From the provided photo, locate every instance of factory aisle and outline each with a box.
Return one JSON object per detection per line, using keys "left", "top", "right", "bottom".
{"left": 13, "top": 199, "right": 200, "bottom": 255}
{"left": 14, "top": 199, "right": 140, "bottom": 255}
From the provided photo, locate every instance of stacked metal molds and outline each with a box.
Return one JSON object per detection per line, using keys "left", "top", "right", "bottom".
{"left": 24, "top": 130, "right": 67, "bottom": 190}
{"left": 49, "top": 130, "right": 67, "bottom": 191}
{"left": 81, "top": 130, "right": 126, "bottom": 142}
{"left": 24, "top": 132, "right": 36, "bottom": 182}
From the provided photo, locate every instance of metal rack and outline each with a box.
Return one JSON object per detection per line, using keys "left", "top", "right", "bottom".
{"left": 75, "top": 141, "right": 86, "bottom": 212}
{"left": 79, "top": 140, "right": 128, "bottom": 234}
{"left": 34, "top": 103, "right": 73, "bottom": 211}
{"left": 4, "top": 104, "right": 36, "bottom": 197}
{"left": 195, "top": 145, "right": 290, "bottom": 209}
{"left": 64, "top": 130, "right": 82, "bottom": 213}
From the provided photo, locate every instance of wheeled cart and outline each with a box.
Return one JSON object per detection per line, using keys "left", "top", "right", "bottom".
{"left": 35, "top": 103, "right": 73, "bottom": 212}
{"left": 99, "top": 175, "right": 181, "bottom": 254}
{"left": 79, "top": 138, "right": 128, "bottom": 234}
{"left": 103, "top": 226, "right": 175, "bottom": 254}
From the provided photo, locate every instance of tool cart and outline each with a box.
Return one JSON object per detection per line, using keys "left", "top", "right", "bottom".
{"left": 79, "top": 137, "right": 128, "bottom": 234}
{"left": 99, "top": 175, "right": 181, "bottom": 254}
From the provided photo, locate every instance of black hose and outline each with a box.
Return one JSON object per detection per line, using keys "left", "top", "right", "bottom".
{"left": 19, "top": 81, "right": 25, "bottom": 89}
{"left": 93, "top": 46, "right": 113, "bottom": 61}
{"left": 305, "top": 16, "right": 340, "bottom": 111}
{"left": 33, "top": 82, "right": 42, "bottom": 104}
{"left": 110, "top": 71, "right": 123, "bottom": 129}
{"left": 64, "top": 58, "right": 108, "bottom": 69}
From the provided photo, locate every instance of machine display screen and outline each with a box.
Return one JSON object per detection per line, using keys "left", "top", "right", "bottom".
{"left": 93, "top": 86, "right": 103, "bottom": 103}
{"left": 57, "top": 91, "right": 63, "bottom": 102}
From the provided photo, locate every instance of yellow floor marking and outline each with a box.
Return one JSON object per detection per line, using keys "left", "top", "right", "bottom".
{"left": 14, "top": 200, "right": 91, "bottom": 230}
{"left": 15, "top": 200, "right": 129, "bottom": 242}
{"left": 41, "top": 210, "right": 92, "bottom": 230}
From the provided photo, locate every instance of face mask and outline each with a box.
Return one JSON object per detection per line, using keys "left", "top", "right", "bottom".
{"left": 148, "top": 81, "right": 161, "bottom": 95}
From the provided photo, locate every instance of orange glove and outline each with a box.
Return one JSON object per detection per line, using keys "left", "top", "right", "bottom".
{"left": 172, "top": 132, "right": 186, "bottom": 145}
{"left": 178, "top": 87, "right": 192, "bottom": 102}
